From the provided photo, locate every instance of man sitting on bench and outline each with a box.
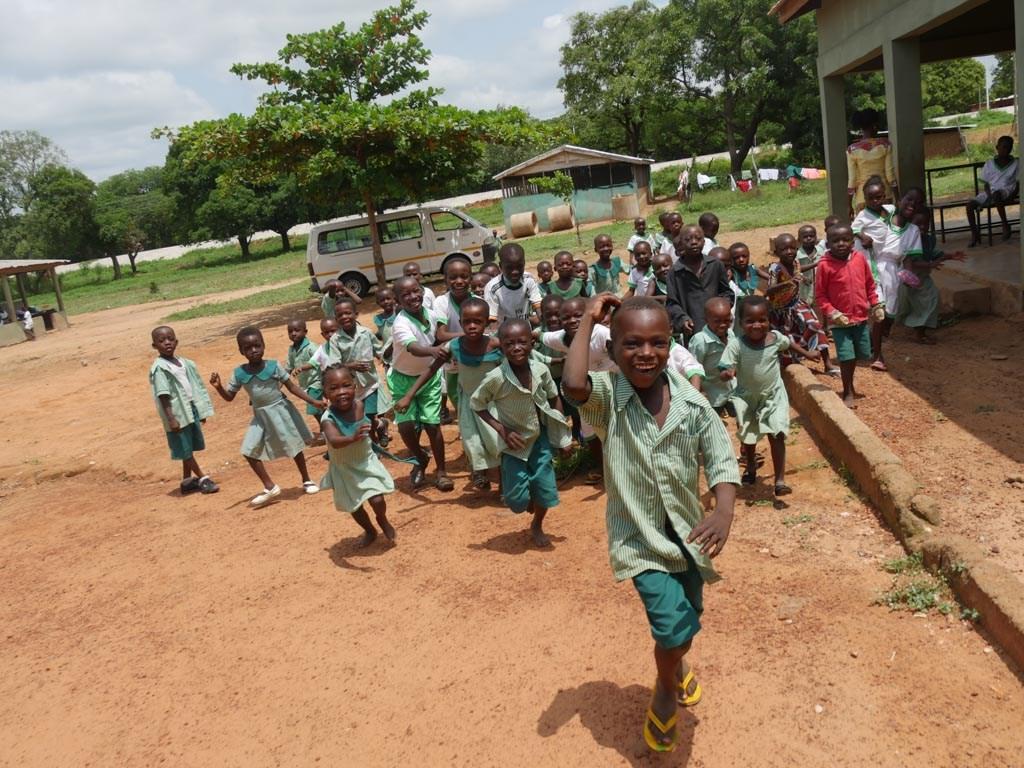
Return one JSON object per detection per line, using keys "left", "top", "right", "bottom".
{"left": 966, "top": 135, "right": 1019, "bottom": 247}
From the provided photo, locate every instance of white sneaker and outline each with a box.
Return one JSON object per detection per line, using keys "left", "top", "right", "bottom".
{"left": 251, "top": 485, "right": 281, "bottom": 507}
{"left": 302, "top": 481, "right": 320, "bottom": 495}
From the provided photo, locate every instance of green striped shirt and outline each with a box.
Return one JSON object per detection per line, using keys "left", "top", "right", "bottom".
{"left": 574, "top": 368, "right": 740, "bottom": 583}
{"left": 469, "top": 359, "right": 572, "bottom": 460}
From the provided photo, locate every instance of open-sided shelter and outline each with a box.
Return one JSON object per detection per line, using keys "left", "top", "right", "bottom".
{"left": 494, "top": 145, "right": 654, "bottom": 233}
{"left": 0, "top": 260, "right": 70, "bottom": 346}
{"left": 772, "top": 0, "right": 1023, "bottom": 313}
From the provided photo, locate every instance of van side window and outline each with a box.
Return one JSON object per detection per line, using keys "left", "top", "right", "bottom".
{"left": 378, "top": 215, "right": 423, "bottom": 243}
{"left": 318, "top": 224, "right": 372, "bottom": 254}
{"left": 430, "top": 212, "right": 464, "bottom": 231}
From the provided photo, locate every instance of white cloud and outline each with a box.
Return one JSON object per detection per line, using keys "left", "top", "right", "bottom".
{"left": 542, "top": 14, "right": 564, "bottom": 29}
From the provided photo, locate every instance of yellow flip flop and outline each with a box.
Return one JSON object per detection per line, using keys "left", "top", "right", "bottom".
{"left": 643, "top": 702, "right": 678, "bottom": 753}
{"left": 678, "top": 668, "right": 703, "bottom": 707}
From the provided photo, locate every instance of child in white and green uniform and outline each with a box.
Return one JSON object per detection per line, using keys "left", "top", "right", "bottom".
{"left": 330, "top": 297, "right": 391, "bottom": 442}
{"left": 290, "top": 317, "right": 338, "bottom": 442}
{"left": 149, "top": 325, "right": 219, "bottom": 495}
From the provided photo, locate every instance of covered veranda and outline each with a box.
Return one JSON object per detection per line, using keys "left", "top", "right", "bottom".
{"left": 0, "top": 260, "right": 70, "bottom": 347}
{"left": 773, "top": 0, "right": 1023, "bottom": 313}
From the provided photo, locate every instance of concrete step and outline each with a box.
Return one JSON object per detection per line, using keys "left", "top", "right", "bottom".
{"left": 933, "top": 271, "right": 992, "bottom": 316}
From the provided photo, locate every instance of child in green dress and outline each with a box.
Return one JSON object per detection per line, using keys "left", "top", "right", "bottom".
{"left": 897, "top": 207, "right": 965, "bottom": 344}
{"left": 561, "top": 294, "right": 739, "bottom": 754}
{"left": 372, "top": 287, "right": 397, "bottom": 370}
{"left": 149, "top": 326, "right": 219, "bottom": 495}
{"left": 646, "top": 252, "right": 672, "bottom": 303}
{"left": 573, "top": 259, "right": 591, "bottom": 297}
{"left": 286, "top": 318, "right": 320, "bottom": 440}
{"left": 471, "top": 319, "right": 572, "bottom": 547}
{"left": 536, "top": 260, "right": 554, "bottom": 295}
{"left": 290, "top": 317, "right": 338, "bottom": 443}
{"left": 210, "top": 326, "right": 326, "bottom": 507}
{"left": 397, "top": 298, "right": 504, "bottom": 492}
{"left": 320, "top": 365, "right": 397, "bottom": 547}
{"left": 719, "top": 296, "right": 819, "bottom": 495}
{"left": 590, "top": 234, "right": 625, "bottom": 296}
{"left": 547, "top": 251, "right": 590, "bottom": 300}
{"left": 331, "top": 297, "right": 391, "bottom": 443}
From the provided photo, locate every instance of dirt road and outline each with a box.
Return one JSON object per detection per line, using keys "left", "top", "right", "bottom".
{"left": 1, "top": 290, "right": 1022, "bottom": 767}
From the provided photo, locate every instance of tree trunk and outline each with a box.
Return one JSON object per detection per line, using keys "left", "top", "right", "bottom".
{"left": 362, "top": 190, "right": 387, "bottom": 289}
{"left": 110, "top": 254, "right": 122, "bottom": 280}
{"left": 128, "top": 249, "right": 139, "bottom": 274}
{"left": 278, "top": 230, "right": 291, "bottom": 252}
{"left": 238, "top": 234, "right": 251, "bottom": 259}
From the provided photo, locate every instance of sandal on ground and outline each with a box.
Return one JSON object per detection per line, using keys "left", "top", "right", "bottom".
{"left": 410, "top": 464, "right": 426, "bottom": 488}
{"left": 435, "top": 473, "right": 454, "bottom": 492}
{"left": 585, "top": 469, "right": 603, "bottom": 485}
{"left": 677, "top": 668, "right": 702, "bottom": 707}
{"left": 870, "top": 360, "right": 888, "bottom": 372}
{"left": 469, "top": 471, "right": 491, "bottom": 491}
{"left": 198, "top": 476, "right": 219, "bottom": 494}
{"left": 826, "top": 367, "right": 841, "bottom": 378}
{"left": 741, "top": 470, "right": 757, "bottom": 486}
{"left": 774, "top": 482, "right": 792, "bottom": 497}
{"left": 302, "top": 480, "right": 320, "bottom": 495}
{"left": 643, "top": 697, "right": 678, "bottom": 753}
{"left": 180, "top": 477, "right": 201, "bottom": 495}
{"left": 251, "top": 485, "right": 281, "bottom": 507}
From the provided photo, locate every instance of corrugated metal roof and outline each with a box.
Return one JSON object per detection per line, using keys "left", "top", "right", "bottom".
{"left": 493, "top": 144, "right": 654, "bottom": 181}
{"left": 0, "top": 259, "right": 70, "bottom": 277}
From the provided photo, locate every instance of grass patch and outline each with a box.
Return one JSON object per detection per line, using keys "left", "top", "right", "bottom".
{"left": 877, "top": 552, "right": 957, "bottom": 616}
{"left": 28, "top": 235, "right": 308, "bottom": 316}
{"left": 782, "top": 513, "right": 814, "bottom": 527}
{"left": 463, "top": 199, "right": 505, "bottom": 229}
{"left": 165, "top": 280, "right": 313, "bottom": 321}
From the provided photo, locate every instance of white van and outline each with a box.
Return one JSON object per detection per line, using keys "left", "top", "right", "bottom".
{"left": 306, "top": 206, "right": 498, "bottom": 298}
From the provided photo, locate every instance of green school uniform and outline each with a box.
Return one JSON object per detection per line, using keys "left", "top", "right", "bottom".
{"left": 321, "top": 294, "right": 336, "bottom": 319}
{"left": 227, "top": 360, "right": 312, "bottom": 460}
{"left": 448, "top": 337, "right": 504, "bottom": 471}
{"left": 328, "top": 324, "right": 392, "bottom": 415}
{"left": 286, "top": 336, "right": 317, "bottom": 392}
{"left": 545, "top": 277, "right": 590, "bottom": 300}
{"left": 589, "top": 257, "right": 626, "bottom": 296}
{"left": 149, "top": 356, "right": 214, "bottom": 432}
{"left": 687, "top": 326, "right": 737, "bottom": 408}
{"left": 718, "top": 331, "right": 791, "bottom": 445}
{"left": 318, "top": 409, "right": 395, "bottom": 513}
{"left": 573, "top": 368, "right": 740, "bottom": 583}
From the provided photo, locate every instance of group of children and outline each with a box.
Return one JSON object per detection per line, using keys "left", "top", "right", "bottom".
{"left": 147, "top": 197, "right": 964, "bottom": 753}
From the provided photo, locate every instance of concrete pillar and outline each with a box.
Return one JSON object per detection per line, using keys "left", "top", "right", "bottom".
{"left": 882, "top": 37, "right": 924, "bottom": 195}
{"left": 819, "top": 74, "right": 848, "bottom": 218}
{"left": 49, "top": 267, "right": 66, "bottom": 316}
{"left": 1016, "top": 6, "right": 1024, "bottom": 308}
{"left": 1, "top": 275, "right": 17, "bottom": 327}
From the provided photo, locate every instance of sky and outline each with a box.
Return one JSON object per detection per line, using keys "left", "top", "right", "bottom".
{"left": 0, "top": 0, "right": 622, "bottom": 182}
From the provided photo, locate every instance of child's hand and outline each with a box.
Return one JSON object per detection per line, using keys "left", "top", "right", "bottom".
{"left": 290, "top": 368, "right": 302, "bottom": 380}
{"left": 859, "top": 234, "right": 873, "bottom": 249}
{"left": 682, "top": 318, "right": 695, "bottom": 335}
{"left": 209, "top": 372, "right": 221, "bottom": 386}
{"left": 347, "top": 361, "right": 372, "bottom": 372}
{"left": 689, "top": 508, "right": 733, "bottom": 558}
{"left": 317, "top": 399, "right": 329, "bottom": 411}
{"left": 829, "top": 311, "right": 850, "bottom": 327}
{"left": 805, "top": 349, "right": 822, "bottom": 362}
{"left": 395, "top": 397, "right": 412, "bottom": 413}
{"left": 502, "top": 427, "right": 526, "bottom": 451}
{"left": 871, "top": 304, "right": 886, "bottom": 323}
{"left": 719, "top": 369, "right": 736, "bottom": 381}
{"left": 167, "top": 417, "right": 181, "bottom": 432}
{"left": 354, "top": 423, "right": 371, "bottom": 441}
{"left": 429, "top": 346, "right": 451, "bottom": 363}
{"left": 586, "top": 293, "right": 621, "bottom": 324}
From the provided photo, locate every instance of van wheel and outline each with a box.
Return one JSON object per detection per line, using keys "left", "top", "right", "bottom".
{"left": 339, "top": 272, "right": 371, "bottom": 299}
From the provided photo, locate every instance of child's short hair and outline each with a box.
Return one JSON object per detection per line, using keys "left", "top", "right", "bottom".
{"left": 823, "top": 215, "right": 841, "bottom": 229}
{"left": 151, "top": 324, "right": 173, "bottom": 341}
{"left": 862, "top": 175, "right": 885, "bottom": 195}
{"left": 236, "top": 325, "right": 263, "bottom": 344}
{"left": 610, "top": 296, "right": 670, "bottom": 333}
{"left": 540, "top": 293, "right": 563, "bottom": 313}
{"left": 698, "top": 212, "right": 718, "bottom": 228}
{"left": 997, "top": 135, "right": 1014, "bottom": 149}
{"left": 498, "top": 318, "right": 532, "bottom": 339}
{"left": 498, "top": 242, "right": 525, "bottom": 264}
{"left": 658, "top": 211, "right": 671, "bottom": 227}
{"left": 335, "top": 296, "right": 358, "bottom": 313}
{"left": 322, "top": 363, "right": 354, "bottom": 384}
{"left": 459, "top": 296, "right": 489, "bottom": 318}
{"left": 738, "top": 295, "right": 768, "bottom": 320}
{"left": 444, "top": 257, "right": 471, "bottom": 276}
{"left": 554, "top": 250, "right": 574, "bottom": 265}
{"left": 728, "top": 242, "right": 749, "bottom": 255}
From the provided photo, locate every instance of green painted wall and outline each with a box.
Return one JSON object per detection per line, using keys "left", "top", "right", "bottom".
{"left": 501, "top": 183, "right": 638, "bottom": 232}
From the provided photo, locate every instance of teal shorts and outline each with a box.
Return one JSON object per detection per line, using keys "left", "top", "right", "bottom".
{"left": 166, "top": 404, "right": 205, "bottom": 461}
{"left": 632, "top": 549, "right": 704, "bottom": 649}
{"left": 389, "top": 369, "right": 442, "bottom": 425}
{"left": 500, "top": 427, "right": 559, "bottom": 513}
{"left": 831, "top": 322, "right": 872, "bottom": 362}
{"left": 363, "top": 390, "right": 379, "bottom": 416}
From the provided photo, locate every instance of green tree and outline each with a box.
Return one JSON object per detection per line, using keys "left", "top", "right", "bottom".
{"left": 922, "top": 58, "right": 986, "bottom": 115}
{"left": 167, "top": 0, "right": 540, "bottom": 287}
{"left": 94, "top": 167, "right": 176, "bottom": 273}
{"left": 558, "top": 1, "right": 666, "bottom": 156}
{"left": 0, "top": 130, "right": 67, "bottom": 226}
{"left": 990, "top": 53, "right": 1015, "bottom": 100}
{"left": 193, "top": 176, "right": 266, "bottom": 259}
{"left": 663, "top": 0, "right": 818, "bottom": 174}
{"left": 15, "top": 165, "right": 98, "bottom": 263}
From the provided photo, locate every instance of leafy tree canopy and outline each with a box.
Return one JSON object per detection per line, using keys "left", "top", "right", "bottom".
{"left": 94, "top": 166, "right": 176, "bottom": 271}
{"left": 15, "top": 165, "right": 98, "bottom": 263}
{"left": 0, "top": 130, "right": 68, "bottom": 225}
{"left": 990, "top": 52, "right": 1015, "bottom": 100}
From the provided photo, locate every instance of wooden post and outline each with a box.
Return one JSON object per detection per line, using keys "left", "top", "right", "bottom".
{"left": 15, "top": 272, "right": 30, "bottom": 309}
{"left": 49, "top": 267, "right": 66, "bottom": 316}
{"left": 1, "top": 275, "right": 18, "bottom": 327}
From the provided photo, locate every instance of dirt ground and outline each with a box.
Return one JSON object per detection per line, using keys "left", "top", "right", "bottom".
{"left": 2, "top": 286, "right": 1024, "bottom": 767}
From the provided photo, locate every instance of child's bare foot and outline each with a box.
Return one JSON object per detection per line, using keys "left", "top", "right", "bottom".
{"left": 530, "top": 522, "right": 552, "bottom": 548}
{"left": 843, "top": 392, "right": 857, "bottom": 408}
{"left": 378, "top": 517, "right": 397, "bottom": 543}
{"left": 358, "top": 528, "right": 378, "bottom": 548}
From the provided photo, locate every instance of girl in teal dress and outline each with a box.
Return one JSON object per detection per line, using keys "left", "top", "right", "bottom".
{"left": 395, "top": 297, "right": 504, "bottom": 491}
{"left": 329, "top": 297, "right": 392, "bottom": 442}
{"left": 719, "top": 297, "right": 819, "bottom": 497}
{"left": 210, "top": 326, "right": 326, "bottom": 507}
{"left": 590, "top": 234, "right": 626, "bottom": 296}
{"left": 897, "top": 207, "right": 965, "bottom": 344}
{"left": 320, "top": 365, "right": 397, "bottom": 547}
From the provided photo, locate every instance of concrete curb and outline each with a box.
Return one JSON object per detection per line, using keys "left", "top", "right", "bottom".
{"left": 783, "top": 364, "right": 1024, "bottom": 672}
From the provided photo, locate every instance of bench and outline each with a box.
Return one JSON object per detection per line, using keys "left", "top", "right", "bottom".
{"left": 926, "top": 161, "right": 1020, "bottom": 244}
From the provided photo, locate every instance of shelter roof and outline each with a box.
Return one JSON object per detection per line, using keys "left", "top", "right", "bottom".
{"left": 0, "top": 259, "right": 70, "bottom": 277}
{"left": 494, "top": 145, "right": 654, "bottom": 181}
{"left": 769, "top": 0, "right": 820, "bottom": 23}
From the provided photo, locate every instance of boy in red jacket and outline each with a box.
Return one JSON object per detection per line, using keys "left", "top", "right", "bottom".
{"left": 815, "top": 224, "right": 885, "bottom": 407}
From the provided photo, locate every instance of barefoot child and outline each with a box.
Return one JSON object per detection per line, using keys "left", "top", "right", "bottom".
{"left": 331, "top": 297, "right": 390, "bottom": 442}
{"left": 286, "top": 318, "right": 320, "bottom": 439}
{"left": 898, "top": 207, "right": 965, "bottom": 344}
{"left": 290, "top": 317, "right": 338, "bottom": 442}
{"left": 471, "top": 319, "right": 572, "bottom": 547}
{"left": 149, "top": 326, "right": 219, "bottom": 495}
{"left": 210, "top": 326, "right": 325, "bottom": 506}
{"left": 432, "top": 257, "right": 474, "bottom": 424}
{"left": 815, "top": 225, "right": 884, "bottom": 406}
{"left": 561, "top": 295, "right": 739, "bottom": 754}
{"left": 397, "top": 298, "right": 504, "bottom": 491}
{"left": 389, "top": 276, "right": 454, "bottom": 491}
{"left": 686, "top": 298, "right": 737, "bottom": 411}
{"left": 320, "top": 365, "right": 396, "bottom": 546}
{"left": 590, "top": 234, "right": 625, "bottom": 296}
{"left": 720, "top": 296, "right": 820, "bottom": 495}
